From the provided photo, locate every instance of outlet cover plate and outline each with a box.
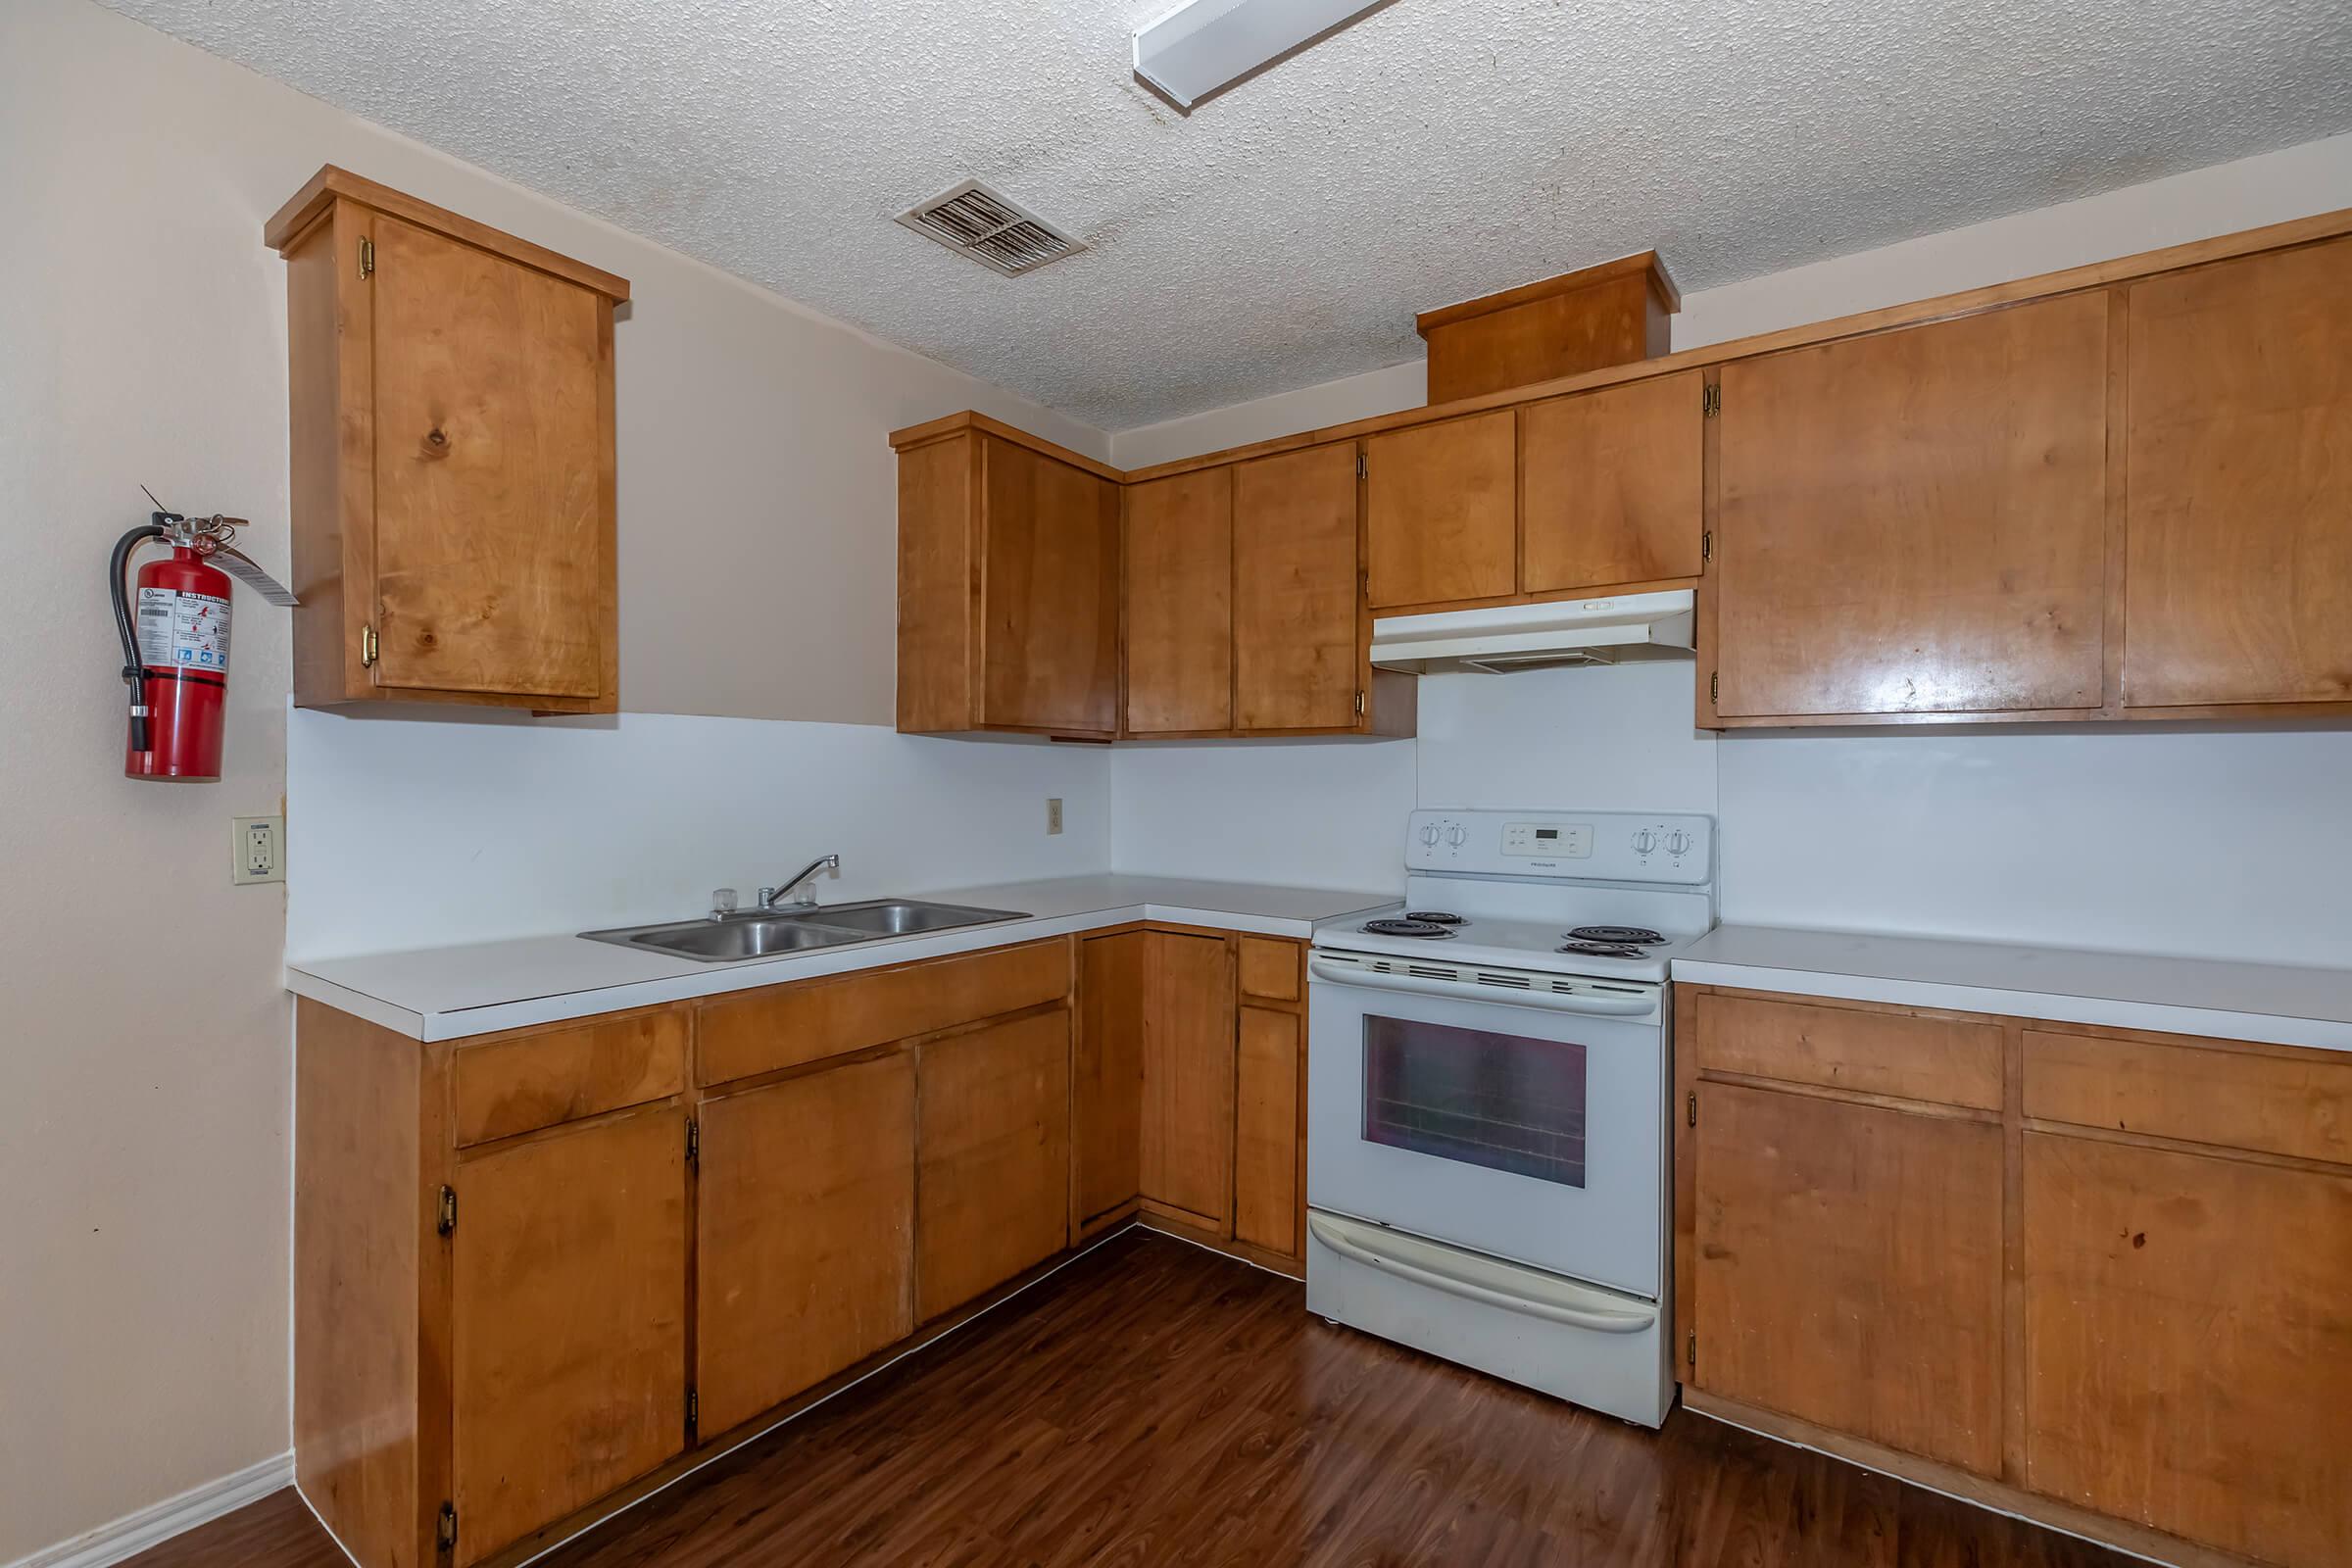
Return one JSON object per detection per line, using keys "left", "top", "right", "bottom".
{"left": 233, "top": 815, "right": 285, "bottom": 884}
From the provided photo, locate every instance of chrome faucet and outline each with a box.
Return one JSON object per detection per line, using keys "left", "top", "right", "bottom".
{"left": 759, "top": 854, "right": 840, "bottom": 910}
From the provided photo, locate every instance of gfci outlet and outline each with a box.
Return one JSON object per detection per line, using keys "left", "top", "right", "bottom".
{"left": 1046, "top": 798, "right": 1064, "bottom": 836}
{"left": 232, "top": 815, "right": 285, "bottom": 885}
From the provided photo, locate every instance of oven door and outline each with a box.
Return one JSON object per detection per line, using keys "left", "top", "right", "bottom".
{"left": 1306, "top": 954, "right": 1665, "bottom": 1298}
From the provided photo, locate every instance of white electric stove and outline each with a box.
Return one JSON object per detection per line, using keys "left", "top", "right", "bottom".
{"left": 1303, "top": 808, "right": 1715, "bottom": 1427}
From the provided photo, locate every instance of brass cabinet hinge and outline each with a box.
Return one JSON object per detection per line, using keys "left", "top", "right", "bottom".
{"left": 1354, "top": 689, "right": 1367, "bottom": 717}
{"left": 436, "top": 1185, "right": 458, "bottom": 1237}
{"left": 359, "top": 236, "right": 375, "bottom": 279}
{"left": 436, "top": 1500, "right": 457, "bottom": 1554}
{"left": 687, "top": 1385, "right": 699, "bottom": 1433}
{"left": 1710, "top": 671, "right": 1720, "bottom": 705}
{"left": 1687, "top": 1091, "right": 1697, "bottom": 1128}
{"left": 686, "top": 1119, "right": 700, "bottom": 1169}
{"left": 360, "top": 623, "right": 378, "bottom": 668}
{"left": 1701, "top": 383, "right": 1721, "bottom": 418}
{"left": 1701, "top": 529, "right": 1713, "bottom": 564}
{"left": 1355, "top": 450, "right": 1367, "bottom": 480}
{"left": 1687, "top": 1332, "right": 1697, "bottom": 1369}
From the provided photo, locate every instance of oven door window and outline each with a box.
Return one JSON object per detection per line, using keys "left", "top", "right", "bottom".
{"left": 1362, "top": 1014, "right": 1588, "bottom": 1187}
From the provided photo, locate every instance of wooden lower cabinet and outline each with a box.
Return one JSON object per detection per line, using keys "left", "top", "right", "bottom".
{"left": 1074, "top": 930, "right": 1147, "bottom": 1229}
{"left": 695, "top": 1054, "right": 914, "bottom": 1436}
{"left": 1691, "top": 1082, "right": 2004, "bottom": 1475}
{"left": 451, "top": 1110, "right": 689, "bottom": 1564}
{"left": 1139, "top": 930, "right": 1238, "bottom": 1229}
{"left": 1233, "top": 1005, "right": 1303, "bottom": 1255}
{"left": 1680, "top": 984, "right": 2352, "bottom": 1568}
{"left": 2023, "top": 1133, "right": 2352, "bottom": 1568}
{"left": 916, "top": 1010, "right": 1072, "bottom": 1322}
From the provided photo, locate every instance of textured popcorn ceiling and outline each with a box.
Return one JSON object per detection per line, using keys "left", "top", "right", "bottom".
{"left": 108, "top": 0, "right": 2352, "bottom": 430}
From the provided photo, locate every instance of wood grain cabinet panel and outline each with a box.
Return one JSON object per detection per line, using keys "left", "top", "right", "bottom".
{"left": 1139, "top": 931, "right": 1237, "bottom": 1230}
{"left": 2023, "top": 1133, "right": 2352, "bottom": 1568}
{"left": 1363, "top": 411, "right": 1517, "bottom": 609}
{"left": 981, "top": 435, "right": 1121, "bottom": 735}
{"left": 1713, "top": 294, "right": 2110, "bottom": 719}
{"left": 1695, "top": 993, "right": 2002, "bottom": 1110}
{"left": 1692, "top": 1082, "right": 2004, "bottom": 1477}
{"left": 1233, "top": 1005, "right": 1302, "bottom": 1256}
{"left": 268, "top": 167, "right": 625, "bottom": 713}
{"left": 1520, "top": 370, "right": 1705, "bottom": 595}
{"left": 696, "top": 1054, "right": 914, "bottom": 1437}
{"left": 1074, "top": 931, "right": 1146, "bottom": 1229}
{"left": 2124, "top": 236, "right": 2352, "bottom": 710}
{"left": 453, "top": 1008, "right": 686, "bottom": 1147}
{"left": 2024, "top": 1028, "right": 2352, "bottom": 1165}
{"left": 916, "top": 1009, "right": 1072, "bottom": 1322}
{"left": 1237, "top": 936, "right": 1301, "bottom": 1004}
{"left": 451, "top": 1108, "right": 686, "bottom": 1565}
{"left": 1124, "top": 468, "right": 1234, "bottom": 734}
{"left": 1233, "top": 444, "right": 1364, "bottom": 732}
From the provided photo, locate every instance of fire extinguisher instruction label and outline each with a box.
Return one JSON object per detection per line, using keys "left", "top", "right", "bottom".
{"left": 137, "top": 586, "right": 231, "bottom": 670}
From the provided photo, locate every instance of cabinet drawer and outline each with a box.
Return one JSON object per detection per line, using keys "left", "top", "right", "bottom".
{"left": 2024, "top": 1029, "right": 2352, "bottom": 1165}
{"left": 1696, "top": 993, "right": 2002, "bottom": 1110}
{"left": 454, "top": 1008, "right": 687, "bottom": 1147}
{"left": 1237, "top": 937, "right": 1300, "bottom": 1004}
{"left": 698, "top": 939, "right": 1070, "bottom": 1087}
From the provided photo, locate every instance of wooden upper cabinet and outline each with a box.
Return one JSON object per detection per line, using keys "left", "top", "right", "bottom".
{"left": 2023, "top": 1133, "right": 2352, "bottom": 1568}
{"left": 1363, "top": 410, "right": 1517, "bottom": 609}
{"left": 451, "top": 1108, "right": 686, "bottom": 1564}
{"left": 1417, "top": 254, "right": 1678, "bottom": 405}
{"left": 1520, "top": 369, "right": 1705, "bottom": 595}
{"left": 894, "top": 416, "right": 1120, "bottom": 738}
{"left": 267, "top": 166, "right": 627, "bottom": 713}
{"left": 1233, "top": 444, "right": 1363, "bottom": 732}
{"left": 1712, "top": 294, "right": 2111, "bottom": 720}
{"left": 1691, "top": 1082, "right": 2004, "bottom": 1477}
{"left": 2124, "top": 237, "right": 2352, "bottom": 710}
{"left": 1124, "top": 468, "right": 1234, "bottom": 734}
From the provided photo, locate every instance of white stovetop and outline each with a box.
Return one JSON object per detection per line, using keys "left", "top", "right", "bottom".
{"left": 285, "top": 874, "right": 1393, "bottom": 1043}
{"left": 1674, "top": 924, "right": 2352, "bottom": 1054}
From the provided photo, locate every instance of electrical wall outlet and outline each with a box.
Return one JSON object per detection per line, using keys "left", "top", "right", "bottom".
{"left": 232, "top": 815, "right": 285, "bottom": 885}
{"left": 1046, "top": 798, "right": 1064, "bottom": 836}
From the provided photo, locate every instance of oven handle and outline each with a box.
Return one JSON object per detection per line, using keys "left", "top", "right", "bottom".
{"left": 1308, "top": 956, "right": 1658, "bottom": 1015}
{"left": 1307, "top": 1213, "right": 1656, "bottom": 1334}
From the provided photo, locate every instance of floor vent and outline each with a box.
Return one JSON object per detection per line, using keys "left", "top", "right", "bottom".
{"left": 896, "top": 179, "right": 1085, "bottom": 276}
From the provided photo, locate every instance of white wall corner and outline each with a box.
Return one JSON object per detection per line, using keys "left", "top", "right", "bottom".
{"left": 4, "top": 1453, "right": 293, "bottom": 1568}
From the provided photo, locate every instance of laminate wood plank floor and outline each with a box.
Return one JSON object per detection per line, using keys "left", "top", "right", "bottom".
{"left": 124, "top": 1230, "right": 2131, "bottom": 1568}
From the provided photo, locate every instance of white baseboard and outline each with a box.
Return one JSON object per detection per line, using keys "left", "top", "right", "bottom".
{"left": 6, "top": 1452, "right": 294, "bottom": 1568}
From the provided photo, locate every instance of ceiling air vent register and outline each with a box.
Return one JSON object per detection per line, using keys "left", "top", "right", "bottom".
{"left": 895, "top": 180, "right": 1086, "bottom": 277}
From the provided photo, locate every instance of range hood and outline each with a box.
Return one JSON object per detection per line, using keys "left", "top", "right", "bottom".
{"left": 1370, "top": 590, "right": 1695, "bottom": 675}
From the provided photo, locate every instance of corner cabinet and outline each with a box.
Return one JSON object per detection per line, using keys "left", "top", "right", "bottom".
{"left": 1676, "top": 985, "right": 2352, "bottom": 1568}
{"left": 266, "top": 166, "right": 629, "bottom": 713}
{"left": 893, "top": 416, "right": 1120, "bottom": 739}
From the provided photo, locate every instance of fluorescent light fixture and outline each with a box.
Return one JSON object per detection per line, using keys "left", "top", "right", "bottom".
{"left": 1133, "top": 0, "right": 1390, "bottom": 109}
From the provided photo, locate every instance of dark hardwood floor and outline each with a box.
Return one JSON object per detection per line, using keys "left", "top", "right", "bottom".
{"left": 126, "top": 1230, "right": 2131, "bottom": 1567}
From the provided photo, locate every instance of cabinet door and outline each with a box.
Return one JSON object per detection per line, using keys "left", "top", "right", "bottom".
{"left": 1692, "top": 1083, "right": 2003, "bottom": 1476}
{"left": 1139, "top": 931, "right": 1236, "bottom": 1228}
{"left": 980, "top": 435, "right": 1119, "bottom": 734}
{"left": 1363, "top": 410, "right": 1517, "bottom": 609}
{"left": 2124, "top": 238, "right": 2352, "bottom": 709}
{"left": 1714, "top": 294, "right": 2109, "bottom": 718}
{"left": 696, "top": 1054, "right": 913, "bottom": 1438}
{"left": 1125, "top": 468, "right": 1234, "bottom": 733}
{"left": 1521, "top": 370, "right": 1704, "bottom": 595}
{"left": 2023, "top": 1134, "right": 2352, "bottom": 1568}
{"left": 370, "top": 215, "right": 610, "bottom": 702}
{"left": 916, "top": 1009, "right": 1071, "bottom": 1321}
{"left": 452, "top": 1109, "right": 686, "bottom": 1564}
{"left": 1233, "top": 1004, "right": 1301, "bottom": 1256}
{"left": 1233, "top": 444, "right": 1361, "bottom": 731}
{"left": 1074, "top": 932, "right": 1145, "bottom": 1229}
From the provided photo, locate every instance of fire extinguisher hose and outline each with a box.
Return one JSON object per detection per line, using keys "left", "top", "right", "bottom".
{"left": 111, "top": 522, "right": 167, "bottom": 753}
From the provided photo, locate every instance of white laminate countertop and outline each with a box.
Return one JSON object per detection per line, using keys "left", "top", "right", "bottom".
{"left": 286, "top": 875, "right": 1393, "bottom": 1043}
{"left": 1673, "top": 924, "right": 2352, "bottom": 1054}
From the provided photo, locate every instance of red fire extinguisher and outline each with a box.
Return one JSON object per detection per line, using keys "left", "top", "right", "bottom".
{"left": 111, "top": 504, "right": 296, "bottom": 782}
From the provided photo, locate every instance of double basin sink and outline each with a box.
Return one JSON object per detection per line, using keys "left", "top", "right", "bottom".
{"left": 580, "top": 899, "right": 1030, "bottom": 963}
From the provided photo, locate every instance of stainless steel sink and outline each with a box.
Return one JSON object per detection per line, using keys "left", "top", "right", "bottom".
{"left": 580, "top": 899, "right": 1028, "bottom": 963}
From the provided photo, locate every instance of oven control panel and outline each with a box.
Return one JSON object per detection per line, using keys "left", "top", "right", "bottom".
{"left": 1408, "top": 809, "right": 1713, "bottom": 883}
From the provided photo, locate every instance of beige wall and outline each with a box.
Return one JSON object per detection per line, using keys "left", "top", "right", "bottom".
{"left": 0, "top": 0, "right": 1106, "bottom": 1557}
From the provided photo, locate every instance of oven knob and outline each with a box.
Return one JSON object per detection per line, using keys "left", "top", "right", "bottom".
{"left": 1445, "top": 823, "right": 1467, "bottom": 848}
{"left": 1419, "top": 822, "right": 1441, "bottom": 847}
{"left": 1667, "top": 829, "right": 1692, "bottom": 858}
{"left": 1632, "top": 829, "right": 1657, "bottom": 855}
